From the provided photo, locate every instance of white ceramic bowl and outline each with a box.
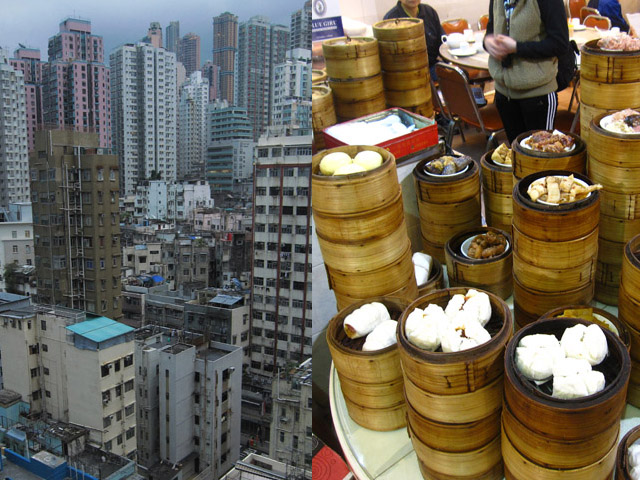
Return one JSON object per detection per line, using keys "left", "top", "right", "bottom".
{"left": 424, "top": 164, "right": 469, "bottom": 177}
{"left": 461, "top": 234, "right": 509, "bottom": 259}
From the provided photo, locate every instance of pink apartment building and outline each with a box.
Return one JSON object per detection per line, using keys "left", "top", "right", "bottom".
{"left": 9, "top": 48, "right": 43, "bottom": 152}
{"left": 41, "top": 18, "right": 112, "bottom": 148}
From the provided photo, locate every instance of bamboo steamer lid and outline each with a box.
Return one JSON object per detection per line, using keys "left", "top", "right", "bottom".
{"left": 511, "top": 131, "right": 586, "bottom": 180}
{"left": 377, "top": 35, "right": 427, "bottom": 55}
{"left": 504, "top": 317, "right": 630, "bottom": 441}
{"left": 397, "top": 287, "right": 513, "bottom": 395}
{"left": 312, "top": 145, "right": 398, "bottom": 216}
{"left": 445, "top": 227, "right": 513, "bottom": 300}
{"left": 512, "top": 170, "right": 600, "bottom": 242}
{"left": 312, "top": 68, "right": 327, "bottom": 85}
{"left": 615, "top": 424, "right": 640, "bottom": 480}
{"left": 581, "top": 39, "right": 640, "bottom": 83}
{"left": 409, "top": 423, "right": 503, "bottom": 479}
{"left": 539, "top": 304, "right": 630, "bottom": 352}
{"left": 502, "top": 404, "right": 620, "bottom": 470}
{"left": 372, "top": 17, "right": 425, "bottom": 41}
{"left": 322, "top": 37, "right": 381, "bottom": 79}
{"left": 406, "top": 399, "right": 501, "bottom": 453}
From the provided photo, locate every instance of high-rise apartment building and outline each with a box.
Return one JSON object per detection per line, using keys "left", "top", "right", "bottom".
{"left": 0, "top": 305, "right": 136, "bottom": 458}
{"left": 201, "top": 61, "right": 219, "bottom": 101}
{"left": 250, "top": 133, "right": 312, "bottom": 378}
{"left": 145, "top": 22, "right": 163, "bottom": 48}
{"left": 0, "top": 50, "right": 30, "bottom": 209}
{"left": 237, "top": 17, "right": 289, "bottom": 140}
{"left": 290, "top": 0, "right": 312, "bottom": 50}
{"left": 42, "top": 18, "right": 111, "bottom": 148}
{"left": 30, "top": 129, "right": 122, "bottom": 320}
{"left": 166, "top": 21, "right": 180, "bottom": 54}
{"left": 212, "top": 12, "right": 238, "bottom": 105}
{"left": 9, "top": 48, "right": 44, "bottom": 152}
{"left": 179, "top": 32, "right": 201, "bottom": 77}
{"left": 110, "top": 43, "right": 177, "bottom": 196}
{"left": 135, "top": 326, "right": 242, "bottom": 480}
{"left": 271, "top": 49, "right": 312, "bottom": 135}
{"left": 206, "top": 101, "right": 254, "bottom": 192}
{"left": 178, "top": 71, "right": 209, "bottom": 179}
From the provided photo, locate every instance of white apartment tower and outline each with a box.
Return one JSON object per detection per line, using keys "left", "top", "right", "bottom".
{"left": 271, "top": 49, "right": 312, "bottom": 135}
{"left": 178, "top": 71, "right": 209, "bottom": 180}
{"left": 0, "top": 306, "right": 136, "bottom": 458}
{"left": 110, "top": 43, "right": 177, "bottom": 196}
{"left": 250, "top": 133, "right": 312, "bottom": 378}
{"left": 0, "top": 49, "right": 30, "bottom": 209}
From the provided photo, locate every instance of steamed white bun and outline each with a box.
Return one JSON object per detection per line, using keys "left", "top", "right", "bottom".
{"left": 362, "top": 320, "right": 397, "bottom": 351}
{"left": 333, "top": 163, "right": 366, "bottom": 175}
{"left": 353, "top": 150, "right": 383, "bottom": 171}
{"left": 560, "top": 323, "right": 608, "bottom": 366}
{"left": 319, "top": 151, "right": 351, "bottom": 175}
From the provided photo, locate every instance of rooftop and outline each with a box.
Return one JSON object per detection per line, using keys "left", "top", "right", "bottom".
{"left": 0, "top": 388, "right": 22, "bottom": 407}
{"left": 0, "top": 458, "right": 42, "bottom": 480}
{"left": 209, "top": 294, "right": 243, "bottom": 307}
{"left": 66, "top": 317, "right": 134, "bottom": 343}
{"left": 0, "top": 292, "right": 28, "bottom": 304}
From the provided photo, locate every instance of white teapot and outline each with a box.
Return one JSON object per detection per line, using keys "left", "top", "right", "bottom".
{"left": 441, "top": 32, "right": 465, "bottom": 49}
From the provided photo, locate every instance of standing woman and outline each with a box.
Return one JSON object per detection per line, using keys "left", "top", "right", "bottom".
{"left": 483, "top": 0, "right": 569, "bottom": 142}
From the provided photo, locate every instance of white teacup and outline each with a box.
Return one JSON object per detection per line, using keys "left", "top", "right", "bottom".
{"left": 571, "top": 17, "right": 581, "bottom": 27}
{"left": 441, "top": 32, "right": 465, "bottom": 49}
{"left": 611, "top": 27, "right": 621, "bottom": 34}
{"left": 464, "top": 28, "right": 474, "bottom": 42}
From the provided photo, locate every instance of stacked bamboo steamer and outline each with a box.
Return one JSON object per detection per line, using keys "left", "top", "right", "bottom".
{"left": 617, "top": 234, "right": 640, "bottom": 406}
{"left": 481, "top": 148, "right": 514, "bottom": 233}
{"left": 312, "top": 146, "right": 418, "bottom": 310}
{"left": 512, "top": 171, "right": 599, "bottom": 329}
{"left": 589, "top": 114, "right": 640, "bottom": 304}
{"left": 503, "top": 318, "right": 630, "bottom": 479}
{"left": 312, "top": 86, "right": 336, "bottom": 151}
{"left": 413, "top": 156, "right": 481, "bottom": 262}
{"left": 616, "top": 424, "right": 640, "bottom": 479}
{"left": 372, "top": 18, "right": 433, "bottom": 118}
{"left": 322, "top": 37, "right": 386, "bottom": 122}
{"left": 580, "top": 40, "right": 640, "bottom": 144}
{"left": 398, "top": 288, "right": 513, "bottom": 480}
{"left": 326, "top": 297, "right": 410, "bottom": 430}
{"left": 312, "top": 68, "right": 327, "bottom": 85}
{"left": 445, "top": 227, "right": 513, "bottom": 300}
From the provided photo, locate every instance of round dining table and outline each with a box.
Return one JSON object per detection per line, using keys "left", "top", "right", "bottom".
{"left": 439, "top": 27, "right": 605, "bottom": 71}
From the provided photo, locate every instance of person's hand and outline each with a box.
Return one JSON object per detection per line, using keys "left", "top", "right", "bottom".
{"left": 496, "top": 34, "right": 517, "bottom": 54}
{"left": 484, "top": 34, "right": 516, "bottom": 60}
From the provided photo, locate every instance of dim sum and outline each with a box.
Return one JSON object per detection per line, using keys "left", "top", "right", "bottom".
{"left": 362, "top": 319, "right": 398, "bottom": 351}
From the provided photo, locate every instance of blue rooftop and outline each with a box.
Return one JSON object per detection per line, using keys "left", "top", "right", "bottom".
{"left": 66, "top": 317, "right": 134, "bottom": 343}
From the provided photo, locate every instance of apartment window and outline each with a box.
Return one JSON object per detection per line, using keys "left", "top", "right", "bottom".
{"left": 45, "top": 390, "right": 51, "bottom": 398}
{"left": 293, "top": 436, "right": 299, "bottom": 449}
{"left": 124, "top": 354, "right": 133, "bottom": 367}
{"left": 44, "top": 367, "right": 50, "bottom": 375}
{"left": 194, "top": 372, "right": 200, "bottom": 382}
{"left": 114, "top": 359, "right": 121, "bottom": 372}
{"left": 117, "top": 434, "right": 123, "bottom": 445}
{"left": 110, "top": 169, "right": 116, "bottom": 181}
{"left": 103, "top": 416, "right": 111, "bottom": 428}
{"left": 41, "top": 320, "right": 46, "bottom": 330}
{"left": 280, "top": 431, "right": 285, "bottom": 443}
{"left": 125, "top": 404, "right": 135, "bottom": 416}
{"left": 97, "top": 168, "right": 104, "bottom": 181}
{"left": 194, "top": 415, "right": 200, "bottom": 425}
{"left": 12, "top": 245, "right": 18, "bottom": 254}
{"left": 30, "top": 367, "right": 39, "bottom": 378}
{"left": 116, "top": 410, "right": 122, "bottom": 421}
{"left": 115, "top": 385, "right": 122, "bottom": 397}
{"left": 11, "top": 231, "right": 16, "bottom": 239}
{"left": 125, "top": 380, "right": 134, "bottom": 392}
{"left": 126, "top": 427, "right": 135, "bottom": 440}
{"left": 104, "top": 440, "right": 112, "bottom": 451}
{"left": 194, "top": 393, "right": 200, "bottom": 404}
{"left": 306, "top": 426, "right": 312, "bottom": 438}
{"left": 101, "top": 364, "right": 110, "bottom": 377}
{"left": 100, "top": 258, "right": 106, "bottom": 269}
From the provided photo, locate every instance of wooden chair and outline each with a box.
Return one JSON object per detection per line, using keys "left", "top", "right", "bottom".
{"left": 477, "top": 14, "right": 489, "bottom": 31}
{"left": 442, "top": 18, "right": 470, "bottom": 34}
{"left": 580, "top": 6, "right": 599, "bottom": 23}
{"left": 435, "top": 62, "right": 504, "bottom": 151}
{"left": 569, "top": 0, "right": 587, "bottom": 19}
{"left": 584, "top": 14, "right": 611, "bottom": 29}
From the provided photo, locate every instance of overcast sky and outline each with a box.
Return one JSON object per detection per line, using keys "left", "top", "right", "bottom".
{"left": 0, "top": 0, "right": 303, "bottom": 63}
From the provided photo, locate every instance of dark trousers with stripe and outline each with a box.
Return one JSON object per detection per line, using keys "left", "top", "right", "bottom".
{"left": 495, "top": 91, "right": 558, "bottom": 143}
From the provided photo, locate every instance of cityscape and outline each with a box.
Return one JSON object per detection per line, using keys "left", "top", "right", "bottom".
{"left": 0, "top": 1, "right": 312, "bottom": 480}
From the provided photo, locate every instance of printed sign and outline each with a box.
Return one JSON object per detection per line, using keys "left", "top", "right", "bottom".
{"left": 312, "top": 0, "right": 344, "bottom": 41}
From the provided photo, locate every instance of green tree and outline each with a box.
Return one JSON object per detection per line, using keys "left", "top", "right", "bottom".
{"left": 4, "top": 263, "right": 19, "bottom": 294}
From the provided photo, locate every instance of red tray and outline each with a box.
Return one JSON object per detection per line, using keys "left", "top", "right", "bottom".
{"left": 323, "top": 108, "right": 438, "bottom": 160}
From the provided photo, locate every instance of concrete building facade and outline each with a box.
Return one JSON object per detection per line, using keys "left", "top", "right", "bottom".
{"left": 0, "top": 50, "right": 30, "bottom": 210}
{"left": 212, "top": 12, "right": 238, "bottom": 105}
{"left": 0, "top": 306, "right": 136, "bottom": 458}
{"left": 270, "top": 49, "right": 312, "bottom": 135}
{"left": 0, "top": 203, "right": 34, "bottom": 291}
{"left": 110, "top": 42, "right": 177, "bottom": 196}
{"left": 290, "top": 0, "right": 312, "bottom": 50}
{"left": 134, "top": 180, "right": 213, "bottom": 222}
{"left": 42, "top": 18, "right": 111, "bottom": 148}
{"left": 145, "top": 22, "right": 163, "bottom": 48}
{"left": 201, "top": 61, "right": 220, "bottom": 102}
{"left": 178, "top": 71, "right": 209, "bottom": 180}
{"left": 30, "top": 130, "right": 122, "bottom": 320}
{"left": 166, "top": 21, "right": 180, "bottom": 54}
{"left": 179, "top": 33, "right": 201, "bottom": 77}
{"left": 236, "top": 17, "right": 289, "bottom": 140}
{"left": 9, "top": 47, "right": 44, "bottom": 153}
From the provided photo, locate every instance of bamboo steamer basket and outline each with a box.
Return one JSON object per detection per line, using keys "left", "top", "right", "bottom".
{"left": 414, "top": 158, "right": 480, "bottom": 204}
{"left": 312, "top": 146, "right": 398, "bottom": 216}
{"left": 502, "top": 425, "right": 617, "bottom": 480}
{"left": 540, "top": 304, "right": 631, "bottom": 352}
{"left": 382, "top": 67, "right": 429, "bottom": 91}
{"left": 417, "top": 195, "right": 480, "bottom": 226}
{"left": 312, "top": 68, "right": 327, "bottom": 85}
{"left": 511, "top": 170, "right": 600, "bottom": 242}
{"left": 513, "top": 252, "right": 595, "bottom": 292}
{"left": 397, "top": 287, "right": 513, "bottom": 395}
{"left": 581, "top": 76, "right": 640, "bottom": 110}
{"left": 481, "top": 149, "right": 514, "bottom": 194}
{"left": 405, "top": 374, "right": 504, "bottom": 423}
{"left": 444, "top": 227, "right": 513, "bottom": 299}
{"left": 621, "top": 234, "right": 640, "bottom": 305}
{"left": 580, "top": 103, "right": 617, "bottom": 143}
{"left": 595, "top": 260, "right": 621, "bottom": 305}
{"left": 385, "top": 86, "right": 430, "bottom": 108}
{"left": 335, "top": 94, "right": 387, "bottom": 122}
{"left": 599, "top": 213, "right": 640, "bottom": 242}
{"left": 504, "top": 318, "right": 630, "bottom": 441}
{"left": 511, "top": 131, "right": 586, "bottom": 181}
{"left": 326, "top": 296, "right": 410, "bottom": 430}
{"left": 371, "top": 17, "right": 425, "bottom": 41}
{"left": 333, "top": 282, "right": 418, "bottom": 312}
{"left": 624, "top": 320, "right": 640, "bottom": 363}
{"left": 312, "top": 86, "right": 336, "bottom": 132}
{"left": 404, "top": 102, "right": 434, "bottom": 119}
{"left": 581, "top": 39, "right": 640, "bottom": 83}
{"left": 588, "top": 114, "right": 640, "bottom": 170}
{"left": 481, "top": 150, "right": 514, "bottom": 231}
{"left": 329, "top": 74, "right": 384, "bottom": 103}
{"left": 417, "top": 256, "right": 445, "bottom": 296}
{"left": 599, "top": 190, "right": 640, "bottom": 219}
{"left": 599, "top": 237, "right": 625, "bottom": 264}
{"left": 512, "top": 226, "right": 598, "bottom": 269}
{"left": 409, "top": 423, "right": 503, "bottom": 480}
{"left": 620, "top": 286, "right": 640, "bottom": 334}
{"left": 322, "top": 37, "right": 381, "bottom": 79}
{"left": 629, "top": 377, "right": 640, "bottom": 407}
{"left": 406, "top": 399, "right": 501, "bottom": 453}
{"left": 502, "top": 404, "right": 620, "bottom": 469}
{"left": 615, "top": 424, "right": 640, "bottom": 480}
{"left": 377, "top": 38, "right": 429, "bottom": 71}
{"left": 418, "top": 458, "right": 504, "bottom": 480}
{"left": 325, "top": 243, "right": 417, "bottom": 298}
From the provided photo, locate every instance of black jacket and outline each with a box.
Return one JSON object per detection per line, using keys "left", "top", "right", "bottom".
{"left": 384, "top": 2, "right": 445, "bottom": 67}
